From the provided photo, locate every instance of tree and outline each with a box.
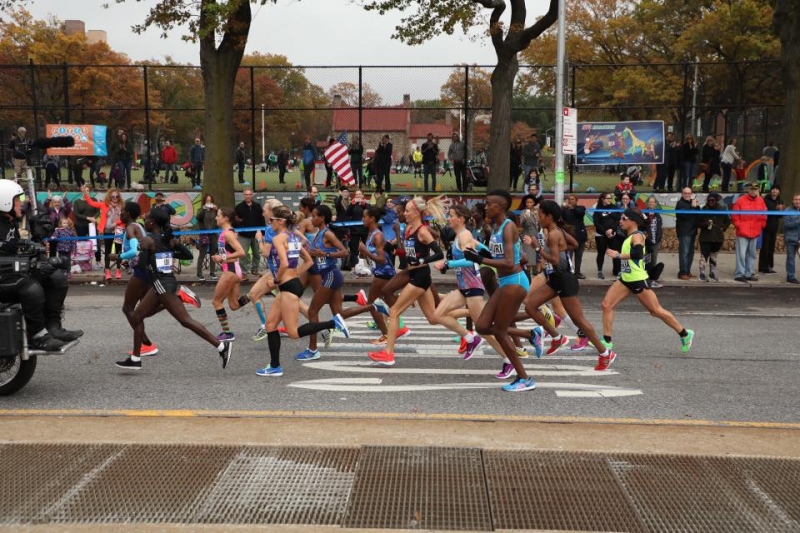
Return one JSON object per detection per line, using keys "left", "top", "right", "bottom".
{"left": 328, "top": 82, "right": 384, "bottom": 107}
{"left": 364, "top": 0, "right": 558, "bottom": 189}
{"left": 773, "top": 0, "right": 800, "bottom": 197}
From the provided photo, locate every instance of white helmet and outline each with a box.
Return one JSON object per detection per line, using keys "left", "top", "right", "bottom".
{"left": 0, "top": 179, "right": 25, "bottom": 213}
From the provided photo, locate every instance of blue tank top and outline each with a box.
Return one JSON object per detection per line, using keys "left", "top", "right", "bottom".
{"left": 310, "top": 228, "right": 338, "bottom": 272}
{"left": 490, "top": 219, "right": 521, "bottom": 263}
{"left": 367, "top": 229, "right": 395, "bottom": 277}
{"left": 270, "top": 231, "right": 302, "bottom": 270}
{"left": 452, "top": 234, "right": 484, "bottom": 291}
{"left": 123, "top": 222, "right": 146, "bottom": 269}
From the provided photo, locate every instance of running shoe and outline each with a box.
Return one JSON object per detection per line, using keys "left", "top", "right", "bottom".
{"left": 197, "top": 275, "right": 206, "bottom": 282}
{"left": 396, "top": 325, "right": 411, "bottom": 340}
{"left": 252, "top": 328, "right": 268, "bottom": 342}
{"left": 650, "top": 281, "right": 664, "bottom": 289}
{"left": 366, "top": 320, "right": 379, "bottom": 330}
{"left": 256, "top": 365, "right": 284, "bottom": 377}
{"left": 333, "top": 314, "right": 350, "bottom": 339}
{"left": 373, "top": 298, "right": 391, "bottom": 317}
{"left": 680, "top": 329, "right": 695, "bottom": 354}
{"left": 515, "top": 347, "right": 530, "bottom": 359}
{"left": 219, "top": 341, "right": 233, "bottom": 369}
{"left": 270, "top": 288, "right": 279, "bottom": 297}
{"left": 178, "top": 286, "right": 201, "bottom": 308}
{"left": 217, "top": 332, "right": 235, "bottom": 342}
{"left": 495, "top": 362, "right": 514, "bottom": 379}
{"left": 356, "top": 289, "right": 368, "bottom": 307}
{"left": 128, "top": 343, "right": 159, "bottom": 357}
{"left": 554, "top": 314, "right": 562, "bottom": 329}
{"left": 594, "top": 351, "right": 618, "bottom": 371}
{"left": 529, "top": 326, "right": 544, "bottom": 358}
{"left": 295, "top": 348, "right": 320, "bottom": 361}
{"left": 457, "top": 336, "right": 469, "bottom": 353}
{"left": 601, "top": 339, "right": 613, "bottom": 351}
{"left": 546, "top": 335, "right": 568, "bottom": 356}
{"left": 104, "top": 269, "right": 111, "bottom": 281}
{"left": 368, "top": 350, "right": 395, "bottom": 366}
{"left": 463, "top": 335, "right": 484, "bottom": 360}
{"left": 278, "top": 326, "right": 288, "bottom": 337}
{"left": 570, "top": 336, "right": 590, "bottom": 352}
{"left": 209, "top": 274, "right": 219, "bottom": 281}
{"left": 370, "top": 335, "right": 388, "bottom": 346}
{"left": 323, "top": 329, "right": 333, "bottom": 349}
{"left": 502, "top": 377, "right": 536, "bottom": 392}
{"left": 115, "top": 269, "right": 122, "bottom": 280}
{"left": 115, "top": 357, "right": 141, "bottom": 370}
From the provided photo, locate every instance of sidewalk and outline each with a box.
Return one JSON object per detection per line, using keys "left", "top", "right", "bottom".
{"left": 68, "top": 250, "right": 800, "bottom": 288}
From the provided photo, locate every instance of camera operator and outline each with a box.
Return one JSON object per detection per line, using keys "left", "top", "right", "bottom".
{"left": 0, "top": 180, "right": 83, "bottom": 351}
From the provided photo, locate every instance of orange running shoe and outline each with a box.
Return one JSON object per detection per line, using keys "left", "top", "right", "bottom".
{"left": 396, "top": 325, "right": 411, "bottom": 340}
{"left": 177, "top": 286, "right": 201, "bottom": 308}
{"left": 457, "top": 336, "right": 469, "bottom": 354}
{"left": 278, "top": 326, "right": 289, "bottom": 337}
{"left": 370, "top": 335, "right": 388, "bottom": 346}
{"left": 368, "top": 350, "right": 395, "bottom": 366}
{"left": 594, "top": 351, "right": 618, "bottom": 371}
{"left": 128, "top": 343, "right": 159, "bottom": 357}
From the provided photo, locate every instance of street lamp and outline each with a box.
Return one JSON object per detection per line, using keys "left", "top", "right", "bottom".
{"left": 261, "top": 103, "right": 266, "bottom": 164}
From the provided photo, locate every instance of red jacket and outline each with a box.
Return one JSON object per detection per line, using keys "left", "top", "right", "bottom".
{"left": 161, "top": 145, "right": 177, "bottom": 164}
{"left": 731, "top": 193, "right": 767, "bottom": 238}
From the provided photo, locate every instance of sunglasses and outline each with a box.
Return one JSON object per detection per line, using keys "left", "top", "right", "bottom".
{"left": 269, "top": 217, "right": 283, "bottom": 222}
{"left": 620, "top": 215, "right": 629, "bottom": 221}
{"left": 111, "top": 195, "right": 119, "bottom": 199}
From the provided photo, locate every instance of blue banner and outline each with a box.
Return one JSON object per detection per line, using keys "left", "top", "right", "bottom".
{"left": 576, "top": 120, "right": 664, "bottom": 166}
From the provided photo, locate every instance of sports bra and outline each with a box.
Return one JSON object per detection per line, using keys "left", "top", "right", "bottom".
{"left": 489, "top": 219, "right": 521, "bottom": 264}
{"left": 270, "top": 231, "right": 302, "bottom": 270}
{"left": 367, "top": 229, "right": 395, "bottom": 277}
{"left": 310, "top": 228, "right": 338, "bottom": 272}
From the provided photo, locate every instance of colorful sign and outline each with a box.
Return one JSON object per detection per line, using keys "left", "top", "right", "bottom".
{"left": 45, "top": 124, "right": 108, "bottom": 156}
{"left": 576, "top": 120, "right": 664, "bottom": 166}
{"left": 562, "top": 107, "right": 578, "bottom": 156}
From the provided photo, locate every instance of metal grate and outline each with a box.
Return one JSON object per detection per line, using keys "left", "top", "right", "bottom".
{"left": 485, "top": 450, "right": 646, "bottom": 532}
{"left": 193, "top": 446, "right": 358, "bottom": 525}
{"left": 342, "top": 446, "right": 492, "bottom": 531}
{"left": 0, "top": 443, "right": 124, "bottom": 525}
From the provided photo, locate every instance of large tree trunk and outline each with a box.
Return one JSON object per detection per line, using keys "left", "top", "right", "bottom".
{"left": 774, "top": 0, "right": 800, "bottom": 195}
{"left": 487, "top": 54, "right": 518, "bottom": 191}
{"left": 200, "top": 50, "right": 238, "bottom": 208}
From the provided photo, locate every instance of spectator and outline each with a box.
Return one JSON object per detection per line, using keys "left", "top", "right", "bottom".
{"left": 52, "top": 216, "right": 77, "bottom": 276}
{"left": 732, "top": 182, "right": 768, "bottom": 282}
{"left": 562, "top": 194, "right": 588, "bottom": 279}
{"left": 81, "top": 185, "right": 125, "bottom": 281}
{"left": 72, "top": 190, "right": 101, "bottom": 264}
{"left": 333, "top": 186, "right": 351, "bottom": 268}
{"left": 682, "top": 134, "right": 698, "bottom": 189}
{"left": 160, "top": 140, "right": 178, "bottom": 183}
{"left": 763, "top": 140, "right": 778, "bottom": 182}
{"left": 783, "top": 193, "right": 800, "bottom": 284}
{"left": 234, "top": 188, "right": 265, "bottom": 276}
{"left": 324, "top": 138, "right": 335, "bottom": 188}
{"left": 759, "top": 184, "right": 784, "bottom": 275}
{"left": 235, "top": 142, "right": 247, "bottom": 184}
{"left": 412, "top": 146, "right": 423, "bottom": 182}
{"left": 347, "top": 189, "right": 368, "bottom": 269}
{"left": 756, "top": 156, "right": 771, "bottom": 191}
{"left": 86, "top": 156, "right": 103, "bottom": 189}
{"left": 301, "top": 137, "right": 316, "bottom": 190}
{"left": 107, "top": 128, "right": 124, "bottom": 184}
{"left": 696, "top": 193, "right": 730, "bottom": 282}
{"left": 43, "top": 154, "right": 61, "bottom": 189}
{"left": 700, "top": 136, "right": 721, "bottom": 193}
{"left": 277, "top": 148, "right": 288, "bottom": 184}
{"left": 593, "top": 192, "right": 620, "bottom": 279}
{"left": 152, "top": 192, "right": 176, "bottom": 218}
{"left": 644, "top": 196, "right": 663, "bottom": 287}
{"left": 617, "top": 192, "right": 633, "bottom": 211}
{"left": 268, "top": 150, "right": 278, "bottom": 172}
{"left": 189, "top": 138, "right": 204, "bottom": 187}
{"left": 614, "top": 174, "right": 636, "bottom": 203}
{"left": 519, "top": 194, "right": 540, "bottom": 277}
{"left": 374, "top": 135, "right": 393, "bottom": 193}
{"left": 675, "top": 187, "right": 700, "bottom": 280}
{"left": 448, "top": 132, "right": 467, "bottom": 192}
{"left": 720, "top": 138, "right": 740, "bottom": 193}
{"left": 116, "top": 132, "right": 134, "bottom": 189}
{"left": 773, "top": 144, "right": 781, "bottom": 183}
{"left": 525, "top": 168, "right": 541, "bottom": 191}
{"left": 8, "top": 126, "right": 31, "bottom": 181}
{"left": 526, "top": 182, "right": 543, "bottom": 201}
{"left": 664, "top": 132, "right": 680, "bottom": 192}
{"left": 43, "top": 191, "right": 72, "bottom": 231}
{"left": 349, "top": 137, "right": 364, "bottom": 188}
{"left": 421, "top": 133, "right": 439, "bottom": 193}
{"left": 510, "top": 139, "right": 523, "bottom": 191}
{"left": 196, "top": 193, "right": 218, "bottom": 281}
{"left": 521, "top": 133, "right": 541, "bottom": 183}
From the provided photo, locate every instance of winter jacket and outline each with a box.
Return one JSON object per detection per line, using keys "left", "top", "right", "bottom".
{"left": 189, "top": 144, "right": 205, "bottom": 165}
{"left": 234, "top": 200, "right": 264, "bottom": 239}
{"left": 697, "top": 204, "right": 730, "bottom": 243}
{"left": 347, "top": 200, "right": 368, "bottom": 236}
{"left": 562, "top": 205, "right": 588, "bottom": 244}
{"left": 160, "top": 145, "right": 177, "bottom": 165}
{"left": 302, "top": 143, "right": 316, "bottom": 166}
{"left": 593, "top": 208, "right": 620, "bottom": 239}
{"left": 783, "top": 206, "right": 800, "bottom": 244}
{"left": 731, "top": 194, "right": 767, "bottom": 239}
{"left": 644, "top": 213, "right": 663, "bottom": 247}
{"left": 764, "top": 195, "right": 783, "bottom": 233}
{"left": 675, "top": 198, "right": 700, "bottom": 237}
{"left": 43, "top": 198, "right": 72, "bottom": 228}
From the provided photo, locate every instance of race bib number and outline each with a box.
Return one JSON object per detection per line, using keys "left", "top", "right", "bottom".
{"left": 113, "top": 226, "right": 125, "bottom": 244}
{"left": 288, "top": 240, "right": 302, "bottom": 257}
{"left": 315, "top": 255, "right": 327, "bottom": 266}
{"left": 489, "top": 241, "right": 503, "bottom": 258}
{"left": 155, "top": 252, "right": 173, "bottom": 274}
{"left": 620, "top": 259, "right": 631, "bottom": 273}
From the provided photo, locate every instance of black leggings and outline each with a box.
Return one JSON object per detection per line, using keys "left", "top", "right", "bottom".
{"left": 595, "top": 236, "right": 621, "bottom": 275}
{"left": 104, "top": 235, "right": 121, "bottom": 270}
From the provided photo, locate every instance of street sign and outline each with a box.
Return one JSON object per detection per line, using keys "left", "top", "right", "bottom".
{"left": 562, "top": 107, "right": 577, "bottom": 156}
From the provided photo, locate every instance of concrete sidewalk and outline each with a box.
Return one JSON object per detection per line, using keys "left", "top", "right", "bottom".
{"left": 68, "top": 250, "right": 800, "bottom": 289}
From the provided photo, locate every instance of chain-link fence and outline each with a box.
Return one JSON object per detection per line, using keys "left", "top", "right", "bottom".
{"left": 0, "top": 61, "right": 783, "bottom": 192}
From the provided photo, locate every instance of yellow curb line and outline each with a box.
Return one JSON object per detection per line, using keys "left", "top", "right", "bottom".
{"left": 1, "top": 408, "right": 800, "bottom": 430}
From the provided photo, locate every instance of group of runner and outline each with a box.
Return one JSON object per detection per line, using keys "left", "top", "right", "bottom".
{"left": 113, "top": 188, "right": 695, "bottom": 393}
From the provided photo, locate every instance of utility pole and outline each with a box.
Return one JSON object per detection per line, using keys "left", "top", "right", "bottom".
{"left": 554, "top": 0, "right": 567, "bottom": 204}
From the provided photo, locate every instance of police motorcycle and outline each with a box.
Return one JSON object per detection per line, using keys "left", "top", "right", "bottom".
{"left": 1, "top": 137, "right": 81, "bottom": 396}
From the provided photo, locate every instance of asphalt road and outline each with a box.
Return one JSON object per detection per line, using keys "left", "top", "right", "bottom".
{"left": 4, "top": 284, "right": 799, "bottom": 424}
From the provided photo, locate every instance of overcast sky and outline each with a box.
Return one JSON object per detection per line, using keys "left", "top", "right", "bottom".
{"left": 22, "top": 0, "right": 552, "bottom": 101}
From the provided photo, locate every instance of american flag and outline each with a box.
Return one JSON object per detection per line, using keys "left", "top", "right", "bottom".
{"left": 324, "top": 131, "right": 355, "bottom": 186}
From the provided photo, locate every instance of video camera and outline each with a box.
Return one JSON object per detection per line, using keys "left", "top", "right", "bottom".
{"left": 0, "top": 240, "right": 69, "bottom": 280}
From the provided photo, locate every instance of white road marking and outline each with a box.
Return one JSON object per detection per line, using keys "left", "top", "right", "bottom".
{"left": 302, "top": 360, "right": 616, "bottom": 377}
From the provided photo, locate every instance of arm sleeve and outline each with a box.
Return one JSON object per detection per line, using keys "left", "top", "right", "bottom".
{"left": 447, "top": 258, "right": 474, "bottom": 268}
{"left": 119, "top": 238, "right": 139, "bottom": 260}
{"left": 420, "top": 241, "right": 444, "bottom": 265}
{"left": 629, "top": 244, "right": 645, "bottom": 260}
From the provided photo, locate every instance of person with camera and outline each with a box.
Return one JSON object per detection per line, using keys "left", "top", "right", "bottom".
{"left": 8, "top": 127, "right": 31, "bottom": 182}
{"left": 0, "top": 180, "right": 83, "bottom": 351}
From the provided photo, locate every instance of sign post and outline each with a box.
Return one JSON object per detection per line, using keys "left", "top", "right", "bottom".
{"left": 553, "top": 0, "right": 567, "bottom": 205}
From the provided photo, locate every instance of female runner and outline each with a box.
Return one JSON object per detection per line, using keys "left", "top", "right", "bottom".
{"left": 255, "top": 206, "right": 350, "bottom": 377}
{"left": 358, "top": 205, "right": 398, "bottom": 346}
{"left": 367, "top": 196, "right": 447, "bottom": 366}
{"left": 211, "top": 207, "right": 246, "bottom": 341}
{"left": 116, "top": 208, "right": 233, "bottom": 370}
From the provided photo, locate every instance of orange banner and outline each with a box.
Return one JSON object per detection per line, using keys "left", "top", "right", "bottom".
{"left": 45, "top": 124, "right": 108, "bottom": 156}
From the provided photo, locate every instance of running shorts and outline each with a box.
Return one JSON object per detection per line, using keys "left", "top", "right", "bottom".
{"left": 620, "top": 278, "right": 652, "bottom": 294}
{"left": 460, "top": 288, "right": 485, "bottom": 298}
{"left": 497, "top": 271, "right": 530, "bottom": 291}
{"left": 545, "top": 271, "right": 580, "bottom": 298}
{"left": 320, "top": 268, "right": 344, "bottom": 290}
{"left": 278, "top": 277, "right": 304, "bottom": 298}
{"left": 408, "top": 265, "right": 432, "bottom": 289}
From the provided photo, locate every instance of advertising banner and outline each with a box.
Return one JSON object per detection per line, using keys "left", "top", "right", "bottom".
{"left": 45, "top": 124, "right": 108, "bottom": 156}
{"left": 576, "top": 120, "right": 664, "bottom": 166}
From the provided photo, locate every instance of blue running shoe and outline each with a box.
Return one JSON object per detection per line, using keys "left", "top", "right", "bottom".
{"left": 502, "top": 377, "right": 536, "bottom": 392}
{"left": 372, "top": 298, "right": 391, "bottom": 318}
{"left": 333, "top": 314, "right": 350, "bottom": 339}
{"left": 255, "top": 365, "right": 284, "bottom": 377}
{"left": 529, "top": 326, "right": 544, "bottom": 358}
{"left": 295, "top": 348, "right": 320, "bottom": 361}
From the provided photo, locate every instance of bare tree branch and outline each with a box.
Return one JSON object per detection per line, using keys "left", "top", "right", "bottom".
{"left": 519, "top": 0, "right": 557, "bottom": 49}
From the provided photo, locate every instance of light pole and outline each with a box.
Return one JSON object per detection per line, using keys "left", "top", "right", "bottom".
{"left": 261, "top": 103, "right": 266, "bottom": 164}
{"left": 554, "top": 0, "right": 567, "bottom": 204}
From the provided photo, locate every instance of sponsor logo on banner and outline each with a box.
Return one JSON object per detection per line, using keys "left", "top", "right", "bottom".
{"left": 45, "top": 124, "right": 108, "bottom": 156}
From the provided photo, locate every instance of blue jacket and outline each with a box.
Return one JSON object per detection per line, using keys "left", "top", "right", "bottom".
{"left": 302, "top": 143, "right": 316, "bottom": 166}
{"left": 783, "top": 206, "right": 800, "bottom": 244}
